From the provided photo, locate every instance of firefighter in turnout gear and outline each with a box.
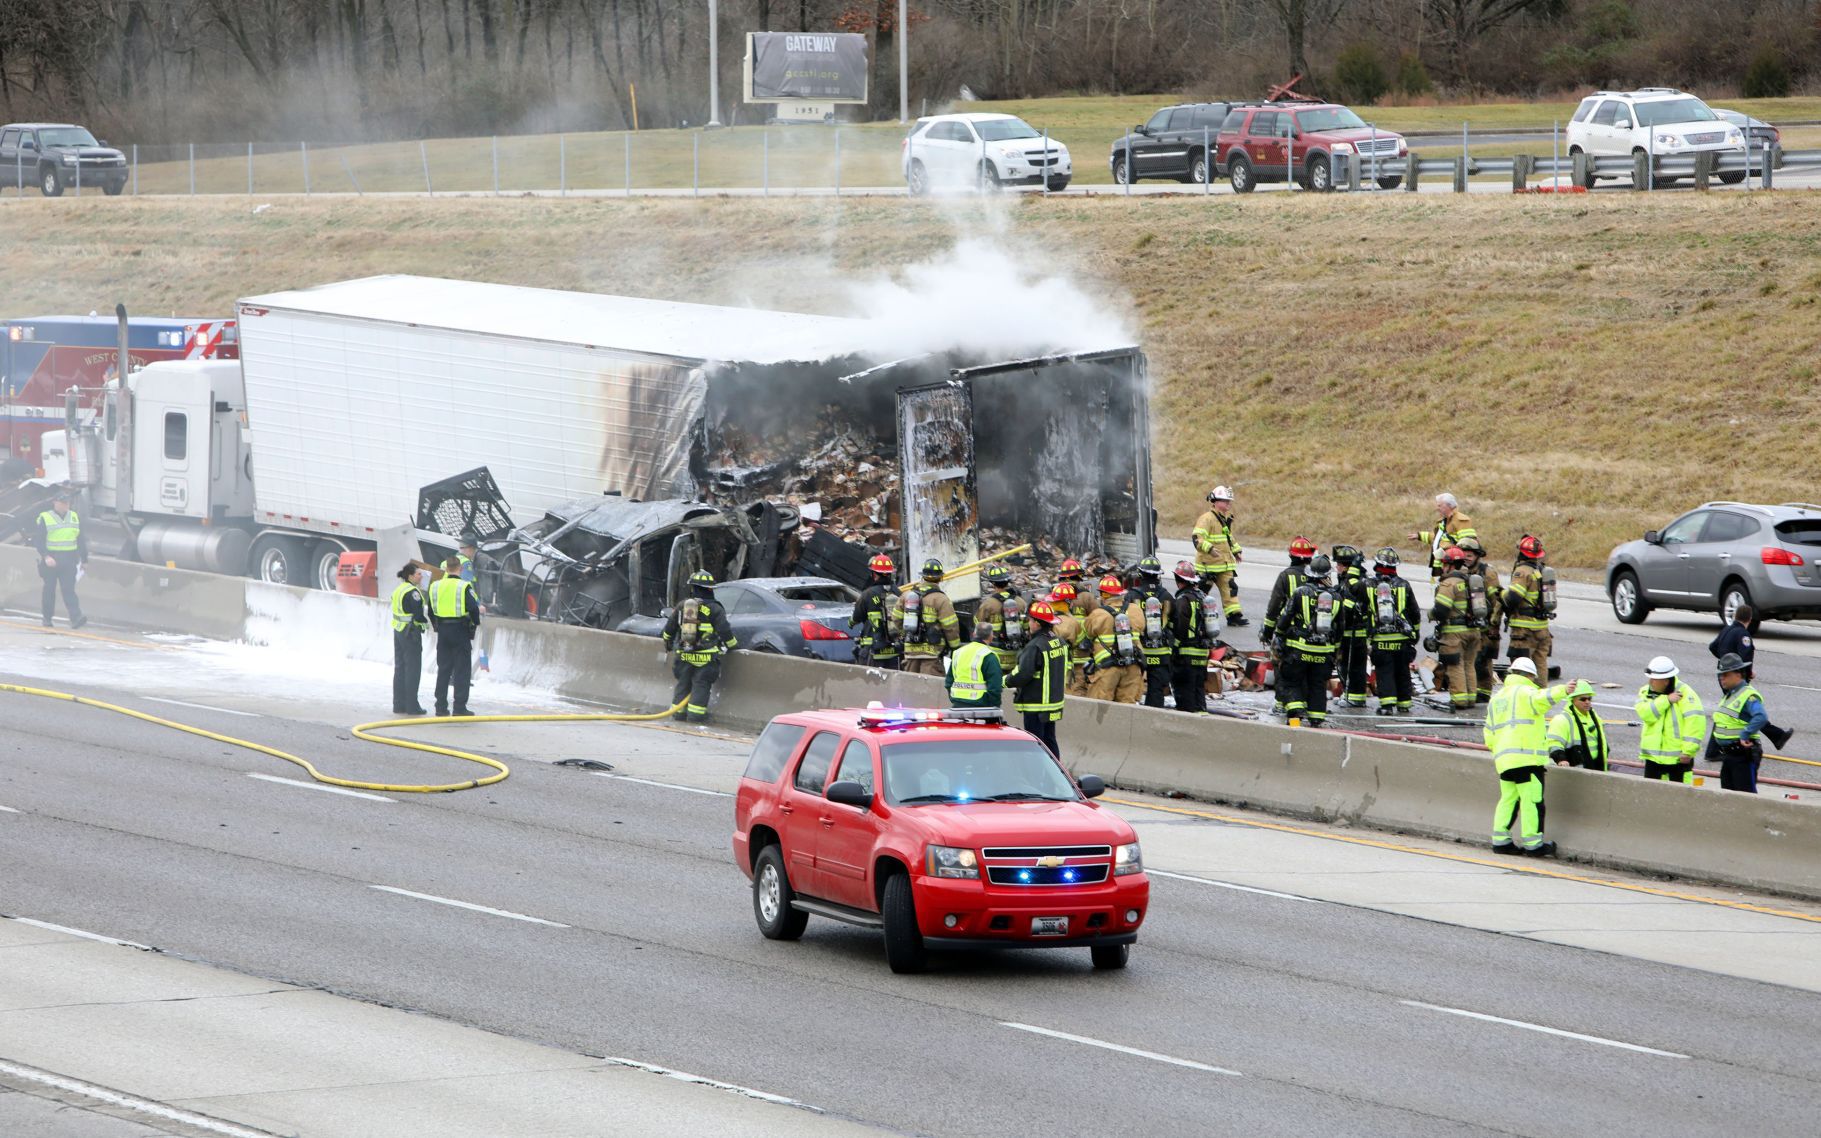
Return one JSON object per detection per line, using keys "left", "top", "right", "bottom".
{"left": 428, "top": 556, "right": 482, "bottom": 717}
{"left": 1131, "top": 556, "right": 1174, "bottom": 708}
{"left": 1367, "top": 548, "right": 1421, "bottom": 716}
{"left": 974, "top": 564, "right": 1023, "bottom": 676}
{"left": 1168, "top": 561, "right": 1211, "bottom": 713}
{"left": 1066, "top": 581, "right": 1102, "bottom": 696}
{"left": 851, "top": 554, "right": 903, "bottom": 669}
{"left": 1429, "top": 545, "right": 1485, "bottom": 712}
{"left": 1057, "top": 558, "right": 1086, "bottom": 586}
{"left": 662, "top": 570, "right": 737, "bottom": 723}
{"left": 1048, "top": 582, "right": 1086, "bottom": 696}
{"left": 1412, "top": 492, "right": 1478, "bottom": 579}
{"left": 1085, "top": 575, "right": 1145, "bottom": 704}
{"left": 1548, "top": 680, "right": 1610, "bottom": 771}
{"left": 1636, "top": 656, "right": 1706, "bottom": 784}
{"left": 1505, "top": 535, "right": 1555, "bottom": 680}
{"left": 900, "top": 559, "right": 962, "bottom": 676}
{"left": 1458, "top": 537, "right": 1502, "bottom": 702}
{"left": 1263, "top": 537, "right": 1317, "bottom": 713}
{"left": 946, "top": 622, "right": 1004, "bottom": 709}
{"left": 1483, "top": 657, "right": 1573, "bottom": 856}
{"left": 1008, "top": 599, "right": 1068, "bottom": 758}
{"left": 1276, "top": 554, "right": 1352, "bottom": 728}
{"left": 390, "top": 562, "right": 430, "bottom": 716}
{"left": 1192, "top": 486, "right": 1247, "bottom": 625}
{"left": 1332, "top": 545, "right": 1371, "bottom": 708}
{"left": 32, "top": 485, "right": 87, "bottom": 629}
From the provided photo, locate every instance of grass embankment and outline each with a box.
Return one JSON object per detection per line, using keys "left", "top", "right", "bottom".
{"left": 2, "top": 193, "right": 1817, "bottom": 569}
{"left": 52, "top": 95, "right": 1821, "bottom": 195}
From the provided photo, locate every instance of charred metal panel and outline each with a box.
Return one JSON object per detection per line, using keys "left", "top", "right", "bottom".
{"left": 897, "top": 382, "right": 981, "bottom": 601}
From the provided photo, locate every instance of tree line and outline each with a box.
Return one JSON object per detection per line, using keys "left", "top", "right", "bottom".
{"left": 0, "top": 0, "right": 1813, "bottom": 141}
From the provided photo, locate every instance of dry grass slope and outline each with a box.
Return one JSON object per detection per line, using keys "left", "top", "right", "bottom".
{"left": 2, "top": 193, "right": 1818, "bottom": 571}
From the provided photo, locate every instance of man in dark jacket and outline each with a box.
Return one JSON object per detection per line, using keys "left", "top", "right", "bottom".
{"left": 33, "top": 485, "right": 87, "bottom": 629}
{"left": 1007, "top": 599, "right": 1068, "bottom": 758}
{"left": 389, "top": 562, "right": 430, "bottom": 715}
{"left": 663, "top": 570, "right": 738, "bottom": 723}
{"left": 1709, "top": 604, "right": 1755, "bottom": 680}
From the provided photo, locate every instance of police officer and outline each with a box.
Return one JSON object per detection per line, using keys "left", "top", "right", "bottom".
{"left": 1262, "top": 537, "right": 1317, "bottom": 714}
{"left": 1505, "top": 535, "right": 1555, "bottom": 680}
{"left": 457, "top": 533, "right": 480, "bottom": 582}
{"left": 946, "top": 623, "right": 1004, "bottom": 709}
{"left": 389, "top": 562, "right": 430, "bottom": 716}
{"left": 1484, "top": 657, "right": 1572, "bottom": 856}
{"left": 1708, "top": 653, "right": 1791, "bottom": 794}
{"left": 1193, "top": 485, "right": 1247, "bottom": 626}
{"left": 1366, "top": 547, "right": 1421, "bottom": 716}
{"left": 1168, "top": 561, "right": 1210, "bottom": 713}
{"left": 1458, "top": 537, "right": 1502, "bottom": 703}
{"left": 1008, "top": 599, "right": 1068, "bottom": 757}
{"left": 1428, "top": 545, "right": 1485, "bottom": 712}
{"left": 1332, "top": 545, "right": 1371, "bottom": 709}
{"left": 1547, "top": 680, "right": 1609, "bottom": 771}
{"left": 662, "top": 569, "right": 736, "bottom": 723}
{"left": 974, "top": 564, "right": 1022, "bottom": 678}
{"left": 427, "top": 556, "right": 481, "bottom": 717}
{"left": 1709, "top": 604, "right": 1755, "bottom": 680}
{"left": 900, "top": 559, "right": 961, "bottom": 676}
{"left": 1130, "top": 556, "right": 1174, "bottom": 708}
{"left": 1277, "top": 554, "right": 1350, "bottom": 728}
{"left": 1412, "top": 492, "right": 1477, "bottom": 580}
{"left": 1636, "top": 656, "right": 1706, "bottom": 784}
{"left": 1085, "top": 574, "right": 1144, "bottom": 704}
{"left": 851, "top": 554, "right": 903, "bottom": 669}
{"left": 33, "top": 485, "right": 87, "bottom": 629}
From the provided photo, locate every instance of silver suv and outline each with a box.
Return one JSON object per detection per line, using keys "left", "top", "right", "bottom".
{"left": 1606, "top": 502, "right": 1821, "bottom": 626}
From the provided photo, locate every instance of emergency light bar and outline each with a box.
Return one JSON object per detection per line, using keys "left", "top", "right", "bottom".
{"left": 857, "top": 703, "right": 1007, "bottom": 728}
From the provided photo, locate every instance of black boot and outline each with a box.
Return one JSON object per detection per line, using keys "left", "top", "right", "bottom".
{"left": 1226, "top": 613, "right": 1250, "bottom": 627}
{"left": 1492, "top": 843, "right": 1523, "bottom": 856}
{"left": 1524, "top": 841, "right": 1558, "bottom": 859}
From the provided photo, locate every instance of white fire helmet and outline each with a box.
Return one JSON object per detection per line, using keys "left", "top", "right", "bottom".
{"left": 1645, "top": 656, "right": 1678, "bottom": 679}
{"left": 1209, "top": 485, "right": 1234, "bottom": 503}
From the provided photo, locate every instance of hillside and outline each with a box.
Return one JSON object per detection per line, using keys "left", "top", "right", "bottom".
{"left": 2, "top": 192, "right": 1818, "bottom": 570}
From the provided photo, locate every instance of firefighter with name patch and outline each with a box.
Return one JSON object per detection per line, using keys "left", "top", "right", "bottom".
{"left": 1048, "top": 581, "right": 1085, "bottom": 696}
{"left": 900, "top": 559, "right": 961, "bottom": 676}
{"left": 946, "top": 623, "right": 1004, "bottom": 709}
{"left": 1262, "top": 536, "right": 1317, "bottom": 714}
{"left": 1168, "top": 561, "right": 1212, "bottom": 713}
{"left": 390, "top": 562, "right": 430, "bottom": 716}
{"left": 1505, "top": 535, "right": 1555, "bottom": 681}
{"left": 663, "top": 570, "right": 736, "bottom": 723}
{"left": 1412, "top": 492, "right": 1478, "bottom": 580}
{"left": 1428, "top": 545, "right": 1486, "bottom": 712}
{"left": 1548, "top": 680, "right": 1609, "bottom": 771}
{"left": 1131, "top": 556, "right": 1174, "bottom": 708}
{"left": 1367, "top": 547, "right": 1421, "bottom": 716}
{"left": 1193, "top": 485, "right": 1247, "bottom": 626}
{"left": 1276, "top": 554, "right": 1351, "bottom": 728}
{"left": 33, "top": 485, "right": 87, "bottom": 629}
{"left": 1067, "top": 579, "right": 1102, "bottom": 696}
{"left": 1008, "top": 599, "right": 1068, "bottom": 758}
{"left": 851, "top": 554, "right": 903, "bottom": 669}
{"left": 1636, "top": 656, "right": 1706, "bottom": 784}
{"left": 1332, "top": 545, "right": 1371, "bottom": 709}
{"left": 974, "top": 564, "right": 1023, "bottom": 678}
{"left": 428, "top": 556, "right": 481, "bottom": 717}
{"left": 1458, "top": 537, "right": 1502, "bottom": 702}
{"left": 1484, "top": 657, "right": 1573, "bottom": 857}
{"left": 1085, "top": 575, "right": 1145, "bottom": 703}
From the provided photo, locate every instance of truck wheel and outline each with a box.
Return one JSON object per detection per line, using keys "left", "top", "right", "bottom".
{"left": 249, "top": 535, "right": 301, "bottom": 585}
{"left": 881, "top": 873, "right": 927, "bottom": 974}
{"left": 308, "top": 540, "right": 346, "bottom": 591}
{"left": 1228, "top": 155, "right": 1255, "bottom": 194}
{"left": 40, "top": 166, "right": 63, "bottom": 197}
{"left": 1091, "top": 943, "right": 1130, "bottom": 970}
{"left": 752, "top": 845, "right": 808, "bottom": 940}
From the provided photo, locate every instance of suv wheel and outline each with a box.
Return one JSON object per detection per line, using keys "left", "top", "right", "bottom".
{"left": 976, "top": 161, "right": 1002, "bottom": 193}
{"left": 1228, "top": 155, "right": 1255, "bottom": 194}
{"left": 40, "top": 165, "right": 63, "bottom": 198}
{"left": 1091, "top": 943, "right": 1130, "bottom": 970}
{"left": 1112, "top": 156, "right": 1131, "bottom": 185}
{"left": 1376, "top": 175, "right": 1403, "bottom": 190}
{"left": 1719, "top": 579, "right": 1754, "bottom": 627}
{"left": 752, "top": 845, "right": 809, "bottom": 940}
{"left": 1611, "top": 570, "right": 1650, "bottom": 625}
{"left": 881, "top": 873, "right": 927, "bottom": 974}
{"left": 1718, "top": 170, "right": 1747, "bottom": 185}
{"left": 1307, "top": 154, "right": 1333, "bottom": 192}
{"left": 1189, "top": 152, "right": 1210, "bottom": 186}
{"left": 906, "top": 159, "right": 930, "bottom": 197}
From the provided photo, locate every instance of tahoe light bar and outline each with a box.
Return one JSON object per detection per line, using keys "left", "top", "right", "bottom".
{"left": 857, "top": 703, "right": 1007, "bottom": 729}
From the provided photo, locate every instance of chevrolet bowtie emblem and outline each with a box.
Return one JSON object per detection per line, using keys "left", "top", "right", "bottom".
{"left": 1037, "top": 856, "right": 1065, "bottom": 868}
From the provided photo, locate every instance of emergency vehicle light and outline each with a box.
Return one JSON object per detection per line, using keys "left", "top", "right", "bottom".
{"left": 856, "top": 706, "right": 1007, "bottom": 728}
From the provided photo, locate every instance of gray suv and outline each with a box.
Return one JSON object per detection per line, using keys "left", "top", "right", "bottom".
{"left": 1606, "top": 501, "right": 1821, "bottom": 626}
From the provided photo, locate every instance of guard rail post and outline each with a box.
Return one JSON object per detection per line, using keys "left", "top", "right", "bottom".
{"left": 1763, "top": 146, "right": 1775, "bottom": 189}
{"left": 1693, "top": 150, "right": 1714, "bottom": 191}
{"left": 1346, "top": 148, "right": 1360, "bottom": 191}
{"left": 1202, "top": 126, "right": 1210, "bottom": 195}
{"left": 1572, "top": 149, "right": 1590, "bottom": 189}
{"left": 1404, "top": 151, "right": 1419, "bottom": 191}
{"left": 762, "top": 129, "right": 769, "bottom": 197}
{"left": 1369, "top": 123, "right": 1379, "bottom": 188}
{"left": 1632, "top": 148, "right": 1650, "bottom": 191}
{"left": 1452, "top": 155, "right": 1467, "bottom": 193}
{"left": 1512, "top": 153, "right": 1531, "bottom": 191}
{"left": 1042, "top": 127, "right": 1050, "bottom": 196}
{"left": 131, "top": 144, "right": 137, "bottom": 195}
{"left": 75, "top": 151, "right": 82, "bottom": 195}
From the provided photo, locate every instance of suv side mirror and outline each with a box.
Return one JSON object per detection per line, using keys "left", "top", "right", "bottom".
{"left": 826, "top": 780, "right": 872, "bottom": 809}
{"left": 1077, "top": 774, "right": 1106, "bottom": 799}
{"left": 1644, "top": 530, "right": 1661, "bottom": 545}
{"left": 1133, "top": 124, "right": 1148, "bottom": 136}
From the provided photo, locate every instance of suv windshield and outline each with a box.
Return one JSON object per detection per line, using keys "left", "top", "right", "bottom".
{"left": 38, "top": 128, "right": 100, "bottom": 148}
{"left": 1295, "top": 108, "right": 1368, "bottom": 132}
{"left": 883, "top": 740, "right": 1079, "bottom": 805}
{"left": 976, "top": 118, "right": 1041, "bottom": 142}
{"left": 1636, "top": 98, "right": 1716, "bottom": 127}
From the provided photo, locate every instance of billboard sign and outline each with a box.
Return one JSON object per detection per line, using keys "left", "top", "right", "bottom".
{"left": 744, "top": 32, "right": 869, "bottom": 104}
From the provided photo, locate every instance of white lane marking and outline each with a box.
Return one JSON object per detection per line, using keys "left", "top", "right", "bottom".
{"left": 0, "top": 1059, "right": 274, "bottom": 1138}
{"left": 1770, "top": 682, "right": 1821, "bottom": 693}
{"left": 1000, "top": 1022, "right": 1242, "bottom": 1075}
{"left": 369, "top": 885, "right": 570, "bottom": 928}
{"left": 145, "top": 696, "right": 261, "bottom": 718}
{"left": 1399, "top": 1000, "right": 1689, "bottom": 1058}
{"left": 247, "top": 772, "right": 393, "bottom": 802}
{"left": 0, "top": 804, "right": 18, "bottom": 813}
{"left": 599, "top": 1055, "right": 823, "bottom": 1111}
{"left": 593, "top": 772, "right": 732, "bottom": 798}
{"left": 1148, "top": 868, "right": 1324, "bottom": 903}
{"left": 7, "top": 917, "right": 154, "bottom": 951}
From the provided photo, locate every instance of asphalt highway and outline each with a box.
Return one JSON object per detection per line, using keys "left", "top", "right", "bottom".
{"left": 4, "top": 621, "right": 1821, "bottom": 1136}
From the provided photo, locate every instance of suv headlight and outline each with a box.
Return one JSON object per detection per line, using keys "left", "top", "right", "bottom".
{"left": 1727, "top": 128, "right": 1744, "bottom": 144}
{"left": 1331, "top": 142, "right": 1354, "bottom": 155}
{"left": 1114, "top": 842, "right": 1143, "bottom": 876}
{"left": 1655, "top": 133, "right": 1679, "bottom": 147}
{"left": 928, "top": 845, "right": 979, "bottom": 879}
{"left": 62, "top": 154, "right": 77, "bottom": 165}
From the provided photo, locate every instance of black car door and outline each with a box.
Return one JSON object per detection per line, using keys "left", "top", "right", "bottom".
{"left": 1131, "top": 109, "right": 1174, "bottom": 178}
{"left": 1, "top": 128, "right": 27, "bottom": 189}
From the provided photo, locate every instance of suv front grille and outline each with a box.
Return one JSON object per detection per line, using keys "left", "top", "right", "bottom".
{"left": 983, "top": 845, "right": 1110, "bottom": 859}
{"left": 1356, "top": 137, "right": 1400, "bottom": 155}
{"left": 1687, "top": 132, "right": 1724, "bottom": 145}
{"left": 981, "top": 844, "right": 1112, "bottom": 886}
{"left": 1020, "top": 149, "right": 1062, "bottom": 167}
{"left": 987, "top": 864, "right": 1110, "bottom": 886}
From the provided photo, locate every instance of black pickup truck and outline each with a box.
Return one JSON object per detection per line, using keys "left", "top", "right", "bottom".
{"left": 0, "top": 123, "right": 128, "bottom": 196}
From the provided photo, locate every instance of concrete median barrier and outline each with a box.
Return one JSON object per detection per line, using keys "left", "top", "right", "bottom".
{"left": 0, "top": 544, "right": 248, "bottom": 640}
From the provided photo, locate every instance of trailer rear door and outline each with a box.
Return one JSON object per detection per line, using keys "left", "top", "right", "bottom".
{"left": 897, "top": 382, "right": 981, "bottom": 602}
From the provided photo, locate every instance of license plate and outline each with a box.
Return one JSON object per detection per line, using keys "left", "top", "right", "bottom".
{"left": 1031, "top": 916, "right": 1069, "bottom": 936}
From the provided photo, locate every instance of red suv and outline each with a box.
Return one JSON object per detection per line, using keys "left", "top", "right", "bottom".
{"left": 733, "top": 705, "right": 1150, "bottom": 973}
{"left": 1215, "top": 103, "right": 1408, "bottom": 193}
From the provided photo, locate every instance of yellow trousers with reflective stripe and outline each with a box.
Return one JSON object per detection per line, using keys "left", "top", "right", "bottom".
{"left": 1492, "top": 767, "right": 1545, "bottom": 849}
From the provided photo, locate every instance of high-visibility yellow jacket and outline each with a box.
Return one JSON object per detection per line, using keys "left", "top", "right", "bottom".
{"left": 1635, "top": 680, "right": 1706, "bottom": 764}
{"left": 1482, "top": 674, "right": 1570, "bottom": 773}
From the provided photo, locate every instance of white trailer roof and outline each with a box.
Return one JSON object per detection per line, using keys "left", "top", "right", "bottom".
{"left": 238, "top": 275, "right": 873, "bottom": 366}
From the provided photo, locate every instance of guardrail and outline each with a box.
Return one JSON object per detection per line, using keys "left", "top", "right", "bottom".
{"left": 1333, "top": 145, "right": 1807, "bottom": 192}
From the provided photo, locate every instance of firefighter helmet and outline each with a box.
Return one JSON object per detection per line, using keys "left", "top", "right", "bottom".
{"left": 1209, "top": 485, "right": 1234, "bottom": 503}
{"left": 1288, "top": 536, "right": 1317, "bottom": 559}
{"left": 1050, "top": 581, "right": 1078, "bottom": 606}
{"left": 1441, "top": 545, "right": 1467, "bottom": 565}
{"left": 921, "top": 558, "right": 944, "bottom": 581}
{"left": 1373, "top": 546, "right": 1401, "bottom": 569}
{"left": 984, "top": 564, "right": 1011, "bottom": 586}
{"left": 867, "top": 553, "right": 895, "bottom": 576}
{"left": 1138, "top": 555, "right": 1163, "bottom": 577}
{"left": 1173, "top": 560, "right": 1199, "bottom": 585}
{"left": 1457, "top": 536, "right": 1485, "bottom": 556}
{"left": 1332, "top": 544, "right": 1362, "bottom": 568}
{"left": 1517, "top": 534, "right": 1546, "bottom": 561}
{"left": 1646, "top": 656, "right": 1679, "bottom": 679}
{"left": 1027, "top": 599, "right": 1058, "bottom": 625}
{"left": 1058, "top": 557, "right": 1084, "bottom": 581}
{"left": 1097, "top": 574, "right": 1125, "bottom": 597}
{"left": 1306, "top": 554, "right": 1334, "bottom": 581}
{"left": 688, "top": 570, "right": 715, "bottom": 588}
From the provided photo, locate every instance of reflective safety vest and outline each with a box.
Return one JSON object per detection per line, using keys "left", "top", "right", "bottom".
{"left": 390, "top": 581, "right": 427, "bottom": 633}
{"left": 1711, "top": 683, "right": 1765, "bottom": 746}
{"left": 1482, "top": 675, "right": 1568, "bottom": 773}
{"left": 39, "top": 509, "right": 80, "bottom": 553}
{"left": 429, "top": 576, "right": 470, "bottom": 619}
{"left": 457, "top": 553, "right": 474, "bottom": 581}
{"left": 1547, "top": 706, "right": 1609, "bottom": 767}
{"left": 949, "top": 641, "right": 995, "bottom": 704}
{"left": 1635, "top": 681, "right": 1706, "bottom": 764}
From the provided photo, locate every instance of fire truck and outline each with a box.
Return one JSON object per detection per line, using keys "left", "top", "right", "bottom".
{"left": 1, "top": 314, "right": 237, "bottom": 471}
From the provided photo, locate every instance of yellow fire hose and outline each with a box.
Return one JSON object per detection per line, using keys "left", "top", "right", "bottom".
{"left": 899, "top": 544, "right": 1034, "bottom": 591}
{"left": 0, "top": 681, "right": 687, "bottom": 794}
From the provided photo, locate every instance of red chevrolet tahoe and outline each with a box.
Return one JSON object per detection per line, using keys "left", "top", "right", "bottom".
{"left": 733, "top": 705, "right": 1150, "bottom": 973}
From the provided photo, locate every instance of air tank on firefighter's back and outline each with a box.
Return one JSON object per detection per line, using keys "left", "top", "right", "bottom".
{"left": 133, "top": 521, "right": 252, "bottom": 576}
